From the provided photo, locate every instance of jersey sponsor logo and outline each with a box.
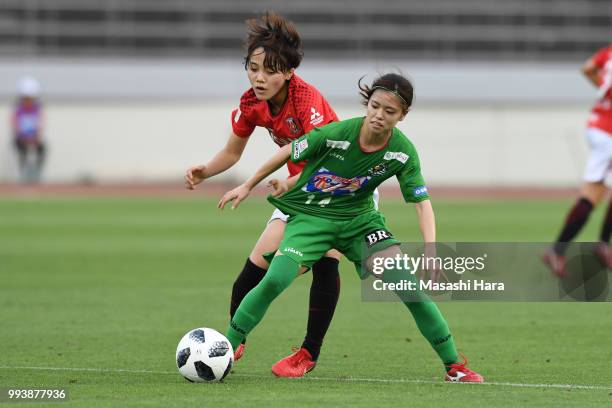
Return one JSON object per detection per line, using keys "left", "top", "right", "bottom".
{"left": 367, "top": 162, "right": 387, "bottom": 176}
{"left": 383, "top": 151, "right": 409, "bottom": 164}
{"left": 364, "top": 229, "right": 393, "bottom": 247}
{"left": 303, "top": 168, "right": 371, "bottom": 195}
{"left": 413, "top": 186, "right": 428, "bottom": 197}
{"left": 234, "top": 108, "right": 241, "bottom": 123}
{"left": 326, "top": 140, "right": 351, "bottom": 150}
{"left": 310, "top": 107, "right": 324, "bottom": 126}
{"left": 330, "top": 152, "right": 345, "bottom": 161}
{"left": 283, "top": 247, "right": 304, "bottom": 257}
{"left": 293, "top": 139, "right": 309, "bottom": 160}
{"left": 286, "top": 117, "right": 301, "bottom": 134}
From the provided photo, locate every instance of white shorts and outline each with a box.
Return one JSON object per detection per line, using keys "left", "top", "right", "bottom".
{"left": 267, "top": 188, "right": 381, "bottom": 223}
{"left": 583, "top": 127, "right": 612, "bottom": 183}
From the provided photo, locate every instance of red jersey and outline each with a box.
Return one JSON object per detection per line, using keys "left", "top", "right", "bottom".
{"left": 231, "top": 74, "right": 339, "bottom": 176}
{"left": 587, "top": 45, "right": 612, "bottom": 135}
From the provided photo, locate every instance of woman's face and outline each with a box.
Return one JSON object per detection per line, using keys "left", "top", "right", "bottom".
{"left": 21, "top": 96, "right": 34, "bottom": 107}
{"left": 246, "top": 47, "right": 293, "bottom": 101}
{"left": 365, "top": 89, "right": 406, "bottom": 135}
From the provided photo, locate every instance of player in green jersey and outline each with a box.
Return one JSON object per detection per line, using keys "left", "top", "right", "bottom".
{"left": 219, "top": 73, "right": 484, "bottom": 382}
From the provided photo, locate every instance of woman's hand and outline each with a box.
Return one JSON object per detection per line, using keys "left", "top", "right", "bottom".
{"left": 419, "top": 243, "right": 447, "bottom": 284}
{"left": 267, "top": 178, "right": 290, "bottom": 198}
{"left": 218, "top": 184, "right": 251, "bottom": 210}
{"left": 185, "top": 165, "right": 207, "bottom": 190}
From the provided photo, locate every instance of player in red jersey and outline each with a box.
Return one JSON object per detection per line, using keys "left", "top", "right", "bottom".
{"left": 543, "top": 44, "right": 612, "bottom": 276}
{"left": 185, "top": 12, "right": 347, "bottom": 376}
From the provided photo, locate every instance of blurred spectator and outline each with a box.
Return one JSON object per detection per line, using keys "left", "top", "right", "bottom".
{"left": 12, "top": 76, "right": 46, "bottom": 183}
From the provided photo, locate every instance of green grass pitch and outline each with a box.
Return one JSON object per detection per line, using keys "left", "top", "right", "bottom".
{"left": 1, "top": 196, "right": 611, "bottom": 407}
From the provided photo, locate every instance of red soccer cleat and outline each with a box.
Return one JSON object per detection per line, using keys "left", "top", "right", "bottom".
{"left": 445, "top": 356, "right": 484, "bottom": 383}
{"left": 234, "top": 343, "right": 245, "bottom": 361}
{"left": 541, "top": 248, "right": 568, "bottom": 278}
{"left": 271, "top": 347, "right": 316, "bottom": 378}
{"left": 594, "top": 243, "right": 612, "bottom": 268}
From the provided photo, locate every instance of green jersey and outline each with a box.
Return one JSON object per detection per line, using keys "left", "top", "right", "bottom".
{"left": 268, "top": 117, "right": 429, "bottom": 220}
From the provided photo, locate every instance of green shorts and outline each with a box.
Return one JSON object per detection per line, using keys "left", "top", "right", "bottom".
{"left": 276, "top": 211, "right": 400, "bottom": 279}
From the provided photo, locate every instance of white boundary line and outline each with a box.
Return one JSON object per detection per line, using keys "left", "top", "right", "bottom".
{"left": 1, "top": 365, "right": 610, "bottom": 391}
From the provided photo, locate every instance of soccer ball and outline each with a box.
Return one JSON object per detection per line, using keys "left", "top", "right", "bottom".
{"left": 176, "top": 328, "right": 234, "bottom": 382}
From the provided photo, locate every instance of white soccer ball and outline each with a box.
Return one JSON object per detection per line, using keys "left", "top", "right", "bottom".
{"left": 176, "top": 328, "right": 234, "bottom": 382}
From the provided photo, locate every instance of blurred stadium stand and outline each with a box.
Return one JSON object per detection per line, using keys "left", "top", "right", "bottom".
{"left": 0, "top": 0, "right": 610, "bottom": 60}
{"left": 0, "top": 0, "right": 609, "bottom": 185}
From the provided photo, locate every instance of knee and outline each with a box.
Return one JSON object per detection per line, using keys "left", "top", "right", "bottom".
{"left": 259, "top": 273, "right": 287, "bottom": 298}
{"left": 261, "top": 255, "right": 300, "bottom": 296}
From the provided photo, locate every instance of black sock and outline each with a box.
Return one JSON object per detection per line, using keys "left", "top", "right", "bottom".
{"left": 599, "top": 199, "right": 612, "bottom": 243}
{"left": 230, "top": 258, "right": 268, "bottom": 341}
{"left": 554, "top": 197, "right": 594, "bottom": 255}
{"left": 301, "top": 257, "right": 340, "bottom": 361}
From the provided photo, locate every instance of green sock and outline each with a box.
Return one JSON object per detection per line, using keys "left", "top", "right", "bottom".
{"left": 383, "top": 266, "right": 459, "bottom": 368}
{"left": 403, "top": 300, "right": 459, "bottom": 368}
{"left": 226, "top": 255, "right": 300, "bottom": 350}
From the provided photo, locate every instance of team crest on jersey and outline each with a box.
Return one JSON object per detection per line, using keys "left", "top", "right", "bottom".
{"left": 286, "top": 117, "right": 301, "bottom": 135}
{"left": 368, "top": 162, "right": 387, "bottom": 176}
{"left": 302, "top": 168, "right": 371, "bottom": 195}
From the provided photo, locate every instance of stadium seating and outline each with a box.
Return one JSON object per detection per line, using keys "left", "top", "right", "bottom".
{"left": 0, "top": 0, "right": 609, "bottom": 60}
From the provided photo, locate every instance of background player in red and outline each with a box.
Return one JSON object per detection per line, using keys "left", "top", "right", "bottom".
{"left": 543, "top": 44, "right": 612, "bottom": 276}
{"left": 185, "top": 12, "right": 343, "bottom": 376}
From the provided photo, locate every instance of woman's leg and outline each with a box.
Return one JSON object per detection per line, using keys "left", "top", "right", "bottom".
{"left": 229, "top": 212, "right": 342, "bottom": 361}
{"left": 226, "top": 254, "right": 303, "bottom": 350}
{"left": 368, "top": 245, "right": 459, "bottom": 367}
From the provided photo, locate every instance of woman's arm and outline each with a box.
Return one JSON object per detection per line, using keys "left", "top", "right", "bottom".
{"left": 415, "top": 199, "right": 445, "bottom": 281}
{"left": 185, "top": 133, "right": 249, "bottom": 190}
{"left": 581, "top": 58, "right": 600, "bottom": 89}
{"left": 415, "top": 199, "right": 436, "bottom": 243}
{"left": 218, "top": 143, "right": 292, "bottom": 209}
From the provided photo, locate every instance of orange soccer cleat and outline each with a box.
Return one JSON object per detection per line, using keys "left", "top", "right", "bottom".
{"left": 271, "top": 347, "right": 316, "bottom": 378}
{"left": 445, "top": 356, "right": 484, "bottom": 383}
{"left": 234, "top": 343, "right": 245, "bottom": 361}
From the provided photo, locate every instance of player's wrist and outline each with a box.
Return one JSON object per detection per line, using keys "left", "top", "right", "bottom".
{"left": 242, "top": 180, "right": 256, "bottom": 191}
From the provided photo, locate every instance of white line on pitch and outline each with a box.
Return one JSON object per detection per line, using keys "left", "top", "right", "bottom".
{"left": 0, "top": 366, "right": 610, "bottom": 391}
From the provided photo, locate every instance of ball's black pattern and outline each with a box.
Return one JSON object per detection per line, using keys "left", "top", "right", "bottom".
{"left": 194, "top": 361, "right": 217, "bottom": 381}
{"left": 208, "top": 341, "right": 229, "bottom": 358}
{"left": 176, "top": 347, "right": 191, "bottom": 368}
{"left": 220, "top": 359, "right": 233, "bottom": 381}
{"left": 189, "top": 329, "right": 205, "bottom": 343}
